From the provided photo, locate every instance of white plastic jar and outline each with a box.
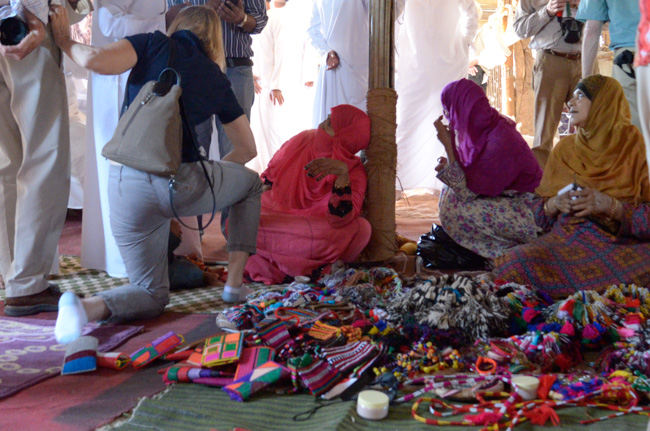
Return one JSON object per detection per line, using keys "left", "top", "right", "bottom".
{"left": 511, "top": 376, "right": 540, "bottom": 401}
{"left": 357, "top": 390, "right": 389, "bottom": 420}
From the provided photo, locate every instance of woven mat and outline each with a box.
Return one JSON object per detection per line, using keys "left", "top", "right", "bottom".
{"left": 0, "top": 256, "right": 271, "bottom": 315}
{"left": 114, "top": 383, "right": 649, "bottom": 431}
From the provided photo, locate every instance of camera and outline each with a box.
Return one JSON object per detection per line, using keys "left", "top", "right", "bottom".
{"left": 0, "top": 16, "right": 28, "bottom": 46}
{"left": 558, "top": 16, "right": 584, "bottom": 44}
{"left": 558, "top": 182, "right": 582, "bottom": 200}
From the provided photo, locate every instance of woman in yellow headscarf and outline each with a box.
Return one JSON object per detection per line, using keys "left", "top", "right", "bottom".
{"left": 493, "top": 75, "right": 650, "bottom": 298}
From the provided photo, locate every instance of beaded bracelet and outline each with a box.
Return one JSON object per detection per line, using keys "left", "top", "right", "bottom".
{"left": 475, "top": 356, "right": 497, "bottom": 375}
{"left": 543, "top": 198, "right": 555, "bottom": 216}
{"left": 490, "top": 340, "right": 518, "bottom": 361}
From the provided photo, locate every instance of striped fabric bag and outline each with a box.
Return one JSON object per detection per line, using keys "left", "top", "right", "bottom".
{"left": 287, "top": 354, "right": 342, "bottom": 396}
{"left": 255, "top": 319, "right": 292, "bottom": 351}
{"left": 321, "top": 341, "right": 381, "bottom": 373}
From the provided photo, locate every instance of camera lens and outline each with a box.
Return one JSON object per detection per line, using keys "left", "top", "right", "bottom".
{"left": 0, "top": 17, "right": 28, "bottom": 46}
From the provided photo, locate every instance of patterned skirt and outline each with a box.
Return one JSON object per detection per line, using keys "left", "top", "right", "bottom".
{"left": 440, "top": 189, "right": 541, "bottom": 259}
{"left": 493, "top": 217, "right": 650, "bottom": 298}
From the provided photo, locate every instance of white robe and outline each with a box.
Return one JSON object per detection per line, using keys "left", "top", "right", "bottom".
{"left": 248, "top": 1, "right": 318, "bottom": 173}
{"left": 64, "top": 55, "right": 88, "bottom": 209}
{"left": 395, "top": 0, "right": 479, "bottom": 191}
{"left": 308, "top": 0, "right": 369, "bottom": 127}
{"left": 81, "top": 0, "right": 166, "bottom": 278}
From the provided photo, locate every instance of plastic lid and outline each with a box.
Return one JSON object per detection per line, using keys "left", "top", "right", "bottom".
{"left": 511, "top": 376, "right": 540, "bottom": 392}
{"left": 357, "top": 390, "right": 389, "bottom": 409}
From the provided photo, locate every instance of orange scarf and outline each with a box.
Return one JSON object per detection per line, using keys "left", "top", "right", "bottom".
{"left": 537, "top": 76, "right": 650, "bottom": 205}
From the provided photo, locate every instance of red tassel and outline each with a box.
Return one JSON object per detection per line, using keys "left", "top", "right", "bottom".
{"left": 582, "top": 324, "right": 599, "bottom": 340}
{"left": 557, "top": 299, "right": 574, "bottom": 319}
{"left": 537, "top": 375, "right": 557, "bottom": 400}
{"left": 625, "top": 313, "right": 643, "bottom": 326}
{"left": 464, "top": 412, "right": 502, "bottom": 425}
{"left": 523, "top": 308, "right": 540, "bottom": 323}
{"left": 554, "top": 354, "right": 575, "bottom": 372}
{"left": 523, "top": 405, "right": 560, "bottom": 426}
{"left": 560, "top": 321, "right": 575, "bottom": 336}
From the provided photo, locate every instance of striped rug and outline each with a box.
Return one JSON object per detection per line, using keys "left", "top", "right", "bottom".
{"left": 0, "top": 256, "right": 273, "bottom": 315}
{"left": 114, "top": 384, "right": 647, "bottom": 431}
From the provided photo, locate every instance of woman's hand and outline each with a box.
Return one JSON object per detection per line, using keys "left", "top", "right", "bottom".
{"left": 49, "top": 4, "right": 71, "bottom": 48}
{"left": 434, "top": 115, "right": 453, "bottom": 149}
{"left": 570, "top": 187, "right": 612, "bottom": 218}
{"left": 304, "top": 158, "right": 348, "bottom": 183}
{"left": 545, "top": 192, "right": 572, "bottom": 217}
{"left": 434, "top": 115, "right": 456, "bottom": 164}
{"left": 435, "top": 156, "right": 448, "bottom": 173}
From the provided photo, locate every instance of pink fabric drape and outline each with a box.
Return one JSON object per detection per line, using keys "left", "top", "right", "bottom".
{"left": 261, "top": 104, "right": 371, "bottom": 216}
{"left": 245, "top": 105, "right": 372, "bottom": 284}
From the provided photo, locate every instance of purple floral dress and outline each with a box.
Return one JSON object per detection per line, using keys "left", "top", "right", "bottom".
{"left": 437, "top": 162, "right": 542, "bottom": 259}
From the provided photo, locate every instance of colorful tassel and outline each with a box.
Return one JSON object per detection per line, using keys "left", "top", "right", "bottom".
{"left": 523, "top": 405, "right": 560, "bottom": 426}
{"left": 560, "top": 322, "right": 575, "bottom": 336}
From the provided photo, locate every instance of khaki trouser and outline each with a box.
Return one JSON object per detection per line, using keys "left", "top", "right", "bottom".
{"left": 0, "top": 26, "right": 70, "bottom": 297}
{"left": 531, "top": 50, "right": 582, "bottom": 169}
{"left": 101, "top": 161, "right": 262, "bottom": 323}
{"left": 637, "top": 64, "right": 650, "bottom": 181}
{"left": 612, "top": 47, "right": 640, "bottom": 130}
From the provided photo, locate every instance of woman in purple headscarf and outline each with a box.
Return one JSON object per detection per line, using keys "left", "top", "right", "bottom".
{"left": 433, "top": 79, "right": 543, "bottom": 259}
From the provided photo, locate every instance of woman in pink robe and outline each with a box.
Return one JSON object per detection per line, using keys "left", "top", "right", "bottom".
{"left": 244, "top": 104, "right": 372, "bottom": 284}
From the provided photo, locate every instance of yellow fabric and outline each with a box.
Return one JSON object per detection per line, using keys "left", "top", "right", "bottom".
{"left": 537, "top": 76, "right": 650, "bottom": 205}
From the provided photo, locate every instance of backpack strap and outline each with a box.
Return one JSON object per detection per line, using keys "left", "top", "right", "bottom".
{"left": 120, "top": 36, "right": 177, "bottom": 116}
{"left": 165, "top": 39, "right": 218, "bottom": 232}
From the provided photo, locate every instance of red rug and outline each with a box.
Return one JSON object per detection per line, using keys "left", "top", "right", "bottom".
{"left": 0, "top": 306, "right": 218, "bottom": 431}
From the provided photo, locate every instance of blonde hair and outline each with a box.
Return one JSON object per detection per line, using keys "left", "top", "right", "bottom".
{"left": 167, "top": 6, "right": 226, "bottom": 72}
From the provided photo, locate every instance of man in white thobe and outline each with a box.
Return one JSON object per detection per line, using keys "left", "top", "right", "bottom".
{"left": 395, "top": 0, "right": 479, "bottom": 191}
{"left": 1, "top": 0, "right": 90, "bottom": 315}
{"left": 249, "top": 0, "right": 317, "bottom": 172}
{"left": 81, "top": 0, "right": 167, "bottom": 278}
{"left": 308, "top": 0, "right": 369, "bottom": 127}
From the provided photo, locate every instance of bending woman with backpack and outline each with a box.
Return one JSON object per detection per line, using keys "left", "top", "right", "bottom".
{"left": 49, "top": 5, "right": 263, "bottom": 343}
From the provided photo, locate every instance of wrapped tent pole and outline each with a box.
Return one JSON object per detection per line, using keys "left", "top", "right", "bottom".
{"left": 361, "top": 0, "right": 398, "bottom": 261}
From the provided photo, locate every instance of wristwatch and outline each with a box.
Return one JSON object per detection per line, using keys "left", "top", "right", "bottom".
{"left": 237, "top": 14, "right": 248, "bottom": 28}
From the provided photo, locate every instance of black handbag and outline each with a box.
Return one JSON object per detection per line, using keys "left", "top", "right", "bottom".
{"left": 417, "top": 224, "right": 487, "bottom": 270}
